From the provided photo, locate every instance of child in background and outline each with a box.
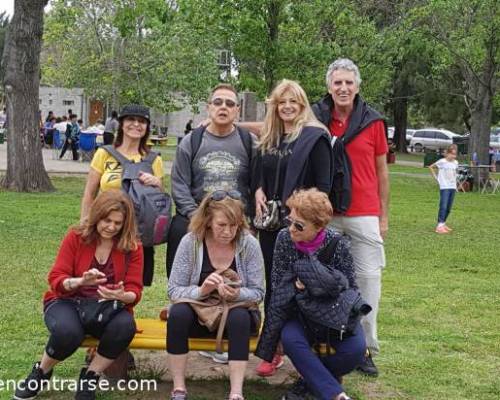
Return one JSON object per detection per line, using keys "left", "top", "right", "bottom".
{"left": 429, "top": 144, "right": 458, "bottom": 234}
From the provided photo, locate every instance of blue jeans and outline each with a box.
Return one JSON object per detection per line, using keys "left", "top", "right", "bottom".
{"left": 281, "top": 319, "right": 366, "bottom": 400}
{"left": 438, "top": 189, "right": 456, "bottom": 223}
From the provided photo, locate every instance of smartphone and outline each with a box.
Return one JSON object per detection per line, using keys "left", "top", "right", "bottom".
{"left": 106, "top": 283, "right": 120, "bottom": 290}
{"left": 226, "top": 281, "right": 242, "bottom": 288}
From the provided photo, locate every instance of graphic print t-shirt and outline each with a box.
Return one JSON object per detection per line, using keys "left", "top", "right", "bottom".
{"left": 435, "top": 158, "right": 458, "bottom": 189}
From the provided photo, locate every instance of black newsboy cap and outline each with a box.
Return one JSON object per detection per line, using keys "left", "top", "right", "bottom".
{"left": 119, "top": 104, "right": 150, "bottom": 121}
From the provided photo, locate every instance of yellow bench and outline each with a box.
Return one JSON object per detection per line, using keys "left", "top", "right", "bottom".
{"left": 81, "top": 318, "right": 259, "bottom": 352}
{"left": 82, "top": 317, "right": 334, "bottom": 355}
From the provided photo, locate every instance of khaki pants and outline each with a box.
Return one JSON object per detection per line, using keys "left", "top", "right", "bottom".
{"left": 330, "top": 216, "right": 385, "bottom": 355}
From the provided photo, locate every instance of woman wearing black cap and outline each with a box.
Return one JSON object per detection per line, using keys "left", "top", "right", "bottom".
{"left": 81, "top": 104, "right": 164, "bottom": 286}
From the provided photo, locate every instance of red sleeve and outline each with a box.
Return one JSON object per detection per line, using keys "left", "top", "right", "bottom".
{"left": 47, "top": 230, "right": 80, "bottom": 296}
{"left": 372, "top": 120, "right": 389, "bottom": 156}
{"left": 123, "top": 245, "right": 144, "bottom": 307}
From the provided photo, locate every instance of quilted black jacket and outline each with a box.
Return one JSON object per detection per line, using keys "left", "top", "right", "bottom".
{"left": 255, "top": 228, "right": 370, "bottom": 362}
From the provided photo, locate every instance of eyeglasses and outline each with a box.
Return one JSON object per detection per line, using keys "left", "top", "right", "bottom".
{"left": 284, "top": 216, "right": 305, "bottom": 232}
{"left": 210, "top": 190, "right": 242, "bottom": 201}
{"left": 210, "top": 98, "right": 238, "bottom": 108}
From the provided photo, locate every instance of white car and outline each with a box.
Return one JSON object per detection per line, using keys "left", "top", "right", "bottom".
{"left": 387, "top": 127, "right": 416, "bottom": 145}
{"left": 409, "top": 128, "right": 460, "bottom": 152}
{"left": 490, "top": 135, "right": 500, "bottom": 150}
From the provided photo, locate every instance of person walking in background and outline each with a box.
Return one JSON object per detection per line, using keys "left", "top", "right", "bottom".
{"left": 429, "top": 144, "right": 458, "bottom": 234}
{"left": 59, "top": 114, "right": 80, "bottom": 161}
{"left": 312, "top": 58, "right": 389, "bottom": 377}
{"left": 103, "top": 111, "right": 119, "bottom": 145}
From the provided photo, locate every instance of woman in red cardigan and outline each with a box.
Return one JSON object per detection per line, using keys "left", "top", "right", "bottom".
{"left": 13, "top": 190, "right": 143, "bottom": 400}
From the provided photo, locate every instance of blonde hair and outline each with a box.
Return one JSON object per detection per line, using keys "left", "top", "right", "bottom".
{"left": 446, "top": 144, "right": 458, "bottom": 154}
{"left": 286, "top": 188, "right": 333, "bottom": 229}
{"left": 74, "top": 190, "right": 139, "bottom": 252}
{"left": 189, "top": 192, "right": 249, "bottom": 242}
{"left": 257, "top": 79, "right": 328, "bottom": 153}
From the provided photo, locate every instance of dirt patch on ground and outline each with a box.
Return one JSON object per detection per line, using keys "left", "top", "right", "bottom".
{"left": 134, "top": 350, "right": 299, "bottom": 385}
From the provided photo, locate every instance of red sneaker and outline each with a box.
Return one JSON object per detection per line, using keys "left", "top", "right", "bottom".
{"left": 435, "top": 226, "right": 448, "bottom": 234}
{"left": 255, "top": 354, "right": 284, "bottom": 377}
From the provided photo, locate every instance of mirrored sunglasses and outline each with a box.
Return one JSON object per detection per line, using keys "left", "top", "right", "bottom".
{"left": 284, "top": 216, "right": 305, "bottom": 232}
{"left": 211, "top": 98, "right": 238, "bottom": 108}
{"left": 210, "top": 189, "right": 242, "bottom": 201}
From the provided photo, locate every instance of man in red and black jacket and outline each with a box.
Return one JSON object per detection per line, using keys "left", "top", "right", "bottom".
{"left": 312, "top": 58, "right": 390, "bottom": 378}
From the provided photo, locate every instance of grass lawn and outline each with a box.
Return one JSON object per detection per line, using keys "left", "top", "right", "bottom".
{"left": 0, "top": 173, "right": 499, "bottom": 399}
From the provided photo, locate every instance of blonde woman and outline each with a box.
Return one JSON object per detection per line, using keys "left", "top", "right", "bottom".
{"left": 253, "top": 79, "right": 333, "bottom": 376}
{"left": 167, "top": 190, "right": 264, "bottom": 400}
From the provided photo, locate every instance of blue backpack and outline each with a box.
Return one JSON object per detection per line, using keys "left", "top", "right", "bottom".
{"left": 103, "top": 145, "right": 172, "bottom": 247}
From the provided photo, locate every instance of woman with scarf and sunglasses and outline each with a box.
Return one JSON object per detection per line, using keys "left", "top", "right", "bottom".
{"left": 253, "top": 79, "right": 333, "bottom": 376}
{"left": 167, "top": 190, "right": 265, "bottom": 400}
{"left": 256, "top": 188, "right": 366, "bottom": 400}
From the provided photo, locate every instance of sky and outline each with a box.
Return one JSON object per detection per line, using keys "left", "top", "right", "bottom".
{"left": 0, "top": 0, "right": 14, "bottom": 17}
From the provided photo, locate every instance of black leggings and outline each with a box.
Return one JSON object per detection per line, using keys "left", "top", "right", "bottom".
{"left": 258, "top": 229, "right": 280, "bottom": 312}
{"left": 43, "top": 299, "right": 136, "bottom": 361}
{"left": 167, "top": 303, "right": 253, "bottom": 361}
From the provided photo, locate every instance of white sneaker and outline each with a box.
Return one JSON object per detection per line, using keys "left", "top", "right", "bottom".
{"left": 198, "top": 351, "right": 229, "bottom": 364}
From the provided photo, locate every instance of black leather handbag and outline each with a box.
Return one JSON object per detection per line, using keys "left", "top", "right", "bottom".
{"left": 75, "top": 298, "right": 125, "bottom": 331}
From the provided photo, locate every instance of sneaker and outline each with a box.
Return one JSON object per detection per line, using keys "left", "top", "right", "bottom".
{"left": 255, "top": 354, "right": 284, "bottom": 377}
{"left": 356, "top": 351, "right": 378, "bottom": 377}
{"left": 74, "top": 368, "right": 100, "bottom": 400}
{"left": 444, "top": 225, "right": 453, "bottom": 232}
{"left": 281, "top": 378, "right": 316, "bottom": 400}
{"left": 198, "top": 351, "right": 229, "bottom": 364}
{"left": 435, "top": 225, "right": 448, "bottom": 234}
{"left": 13, "top": 362, "right": 53, "bottom": 400}
{"left": 171, "top": 389, "right": 188, "bottom": 400}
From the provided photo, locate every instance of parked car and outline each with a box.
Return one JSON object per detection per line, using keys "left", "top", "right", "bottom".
{"left": 409, "top": 128, "right": 460, "bottom": 152}
{"left": 490, "top": 135, "right": 500, "bottom": 150}
{"left": 387, "top": 127, "right": 416, "bottom": 145}
{"left": 406, "top": 129, "right": 416, "bottom": 145}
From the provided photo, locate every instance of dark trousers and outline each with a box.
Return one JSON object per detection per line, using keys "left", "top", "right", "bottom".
{"left": 59, "top": 138, "right": 79, "bottom": 160}
{"left": 166, "top": 214, "right": 190, "bottom": 278}
{"left": 167, "top": 303, "right": 253, "bottom": 361}
{"left": 143, "top": 246, "right": 154, "bottom": 286}
{"left": 43, "top": 299, "right": 136, "bottom": 361}
{"left": 281, "top": 319, "right": 365, "bottom": 400}
{"left": 103, "top": 132, "right": 114, "bottom": 145}
{"left": 258, "top": 229, "right": 280, "bottom": 312}
{"left": 438, "top": 189, "right": 456, "bottom": 223}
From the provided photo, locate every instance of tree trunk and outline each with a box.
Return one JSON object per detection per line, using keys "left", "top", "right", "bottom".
{"left": 264, "top": 0, "right": 282, "bottom": 94}
{"left": 465, "top": 59, "right": 496, "bottom": 163}
{"left": 392, "top": 64, "right": 409, "bottom": 153}
{"left": 1, "top": 0, "right": 54, "bottom": 192}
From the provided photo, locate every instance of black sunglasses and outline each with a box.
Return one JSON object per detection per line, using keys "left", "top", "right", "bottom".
{"left": 210, "top": 190, "right": 242, "bottom": 201}
{"left": 211, "top": 98, "right": 238, "bottom": 108}
{"left": 284, "top": 216, "right": 305, "bottom": 232}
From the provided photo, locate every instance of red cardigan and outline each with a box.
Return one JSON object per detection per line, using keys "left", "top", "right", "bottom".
{"left": 44, "top": 230, "right": 144, "bottom": 312}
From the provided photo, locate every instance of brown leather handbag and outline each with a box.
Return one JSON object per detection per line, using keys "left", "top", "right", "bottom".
{"left": 173, "top": 269, "right": 261, "bottom": 353}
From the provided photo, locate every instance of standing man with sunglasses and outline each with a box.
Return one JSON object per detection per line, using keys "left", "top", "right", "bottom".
{"left": 168, "top": 83, "right": 255, "bottom": 279}
{"left": 311, "top": 58, "right": 389, "bottom": 378}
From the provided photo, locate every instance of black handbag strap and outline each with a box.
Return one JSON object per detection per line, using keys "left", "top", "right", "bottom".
{"left": 272, "top": 140, "right": 291, "bottom": 200}
{"left": 317, "top": 235, "right": 342, "bottom": 265}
